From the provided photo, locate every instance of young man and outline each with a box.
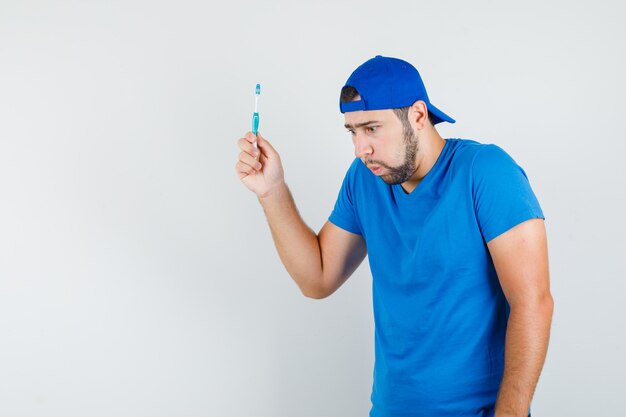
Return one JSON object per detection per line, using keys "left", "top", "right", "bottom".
{"left": 235, "top": 55, "right": 553, "bottom": 417}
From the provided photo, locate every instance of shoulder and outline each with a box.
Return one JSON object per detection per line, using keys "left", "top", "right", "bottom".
{"left": 470, "top": 143, "right": 527, "bottom": 181}
{"left": 442, "top": 138, "right": 492, "bottom": 173}
{"left": 444, "top": 139, "right": 530, "bottom": 191}
{"left": 445, "top": 138, "right": 500, "bottom": 160}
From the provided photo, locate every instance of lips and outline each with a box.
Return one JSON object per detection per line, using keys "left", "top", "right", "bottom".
{"left": 364, "top": 160, "right": 383, "bottom": 174}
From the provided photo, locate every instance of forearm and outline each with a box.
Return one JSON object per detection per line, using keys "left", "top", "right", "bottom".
{"left": 495, "top": 295, "right": 554, "bottom": 417}
{"left": 258, "top": 182, "right": 324, "bottom": 297}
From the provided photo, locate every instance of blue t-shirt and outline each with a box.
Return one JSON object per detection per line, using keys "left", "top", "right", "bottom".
{"left": 329, "top": 139, "right": 543, "bottom": 417}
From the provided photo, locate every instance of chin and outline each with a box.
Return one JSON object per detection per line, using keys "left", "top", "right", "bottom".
{"left": 380, "top": 175, "right": 399, "bottom": 185}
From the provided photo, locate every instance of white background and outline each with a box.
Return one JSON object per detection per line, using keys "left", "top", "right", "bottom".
{"left": 1, "top": 0, "right": 625, "bottom": 415}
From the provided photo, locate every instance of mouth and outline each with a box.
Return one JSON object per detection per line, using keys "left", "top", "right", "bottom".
{"left": 369, "top": 166, "right": 382, "bottom": 174}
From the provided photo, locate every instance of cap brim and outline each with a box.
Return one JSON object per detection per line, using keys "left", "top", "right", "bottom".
{"left": 427, "top": 103, "right": 455, "bottom": 124}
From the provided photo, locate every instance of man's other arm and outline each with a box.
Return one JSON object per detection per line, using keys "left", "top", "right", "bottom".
{"left": 488, "top": 218, "right": 554, "bottom": 417}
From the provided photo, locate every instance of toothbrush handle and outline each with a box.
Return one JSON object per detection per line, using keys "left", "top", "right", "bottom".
{"left": 252, "top": 112, "right": 259, "bottom": 134}
{"left": 251, "top": 112, "right": 259, "bottom": 147}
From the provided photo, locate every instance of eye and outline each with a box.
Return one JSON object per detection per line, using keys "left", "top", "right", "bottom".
{"left": 347, "top": 129, "right": 356, "bottom": 136}
{"left": 367, "top": 126, "right": 378, "bottom": 133}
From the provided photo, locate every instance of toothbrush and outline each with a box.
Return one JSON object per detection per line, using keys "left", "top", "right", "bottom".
{"left": 252, "top": 83, "right": 260, "bottom": 147}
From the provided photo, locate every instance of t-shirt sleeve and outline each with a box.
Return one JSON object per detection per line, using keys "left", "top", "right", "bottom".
{"left": 328, "top": 160, "right": 363, "bottom": 236}
{"left": 471, "top": 145, "right": 544, "bottom": 243}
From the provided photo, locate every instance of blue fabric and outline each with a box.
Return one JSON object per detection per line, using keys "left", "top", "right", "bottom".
{"left": 339, "top": 55, "right": 455, "bottom": 125}
{"left": 329, "top": 139, "right": 544, "bottom": 417}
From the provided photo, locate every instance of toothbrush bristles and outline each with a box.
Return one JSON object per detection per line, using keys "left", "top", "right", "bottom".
{"left": 254, "top": 83, "right": 260, "bottom": 112}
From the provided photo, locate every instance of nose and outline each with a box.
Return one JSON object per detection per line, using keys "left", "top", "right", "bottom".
{"left": 353, "top": 132, "right": 373, "bottom": 159}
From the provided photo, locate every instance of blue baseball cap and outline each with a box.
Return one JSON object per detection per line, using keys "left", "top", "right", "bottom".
{"left": 339, "top": 55, "right": 455, "bottom": 125}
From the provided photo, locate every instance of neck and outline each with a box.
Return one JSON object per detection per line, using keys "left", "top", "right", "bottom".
{"left": 400, "top": 129, "right": 446, "bottom": 194}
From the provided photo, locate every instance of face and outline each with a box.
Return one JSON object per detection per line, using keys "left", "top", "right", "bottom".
{"left": 344, "top": 108, "right": 419, "bottom": 185}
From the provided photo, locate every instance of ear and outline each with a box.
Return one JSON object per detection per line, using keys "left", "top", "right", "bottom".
{"left": 409, "top": 100, "right": 429, "bottom": 130}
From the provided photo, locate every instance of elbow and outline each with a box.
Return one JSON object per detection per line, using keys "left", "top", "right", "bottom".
{"left": 300, "top": 278, "right": 332, "bottom": 300}
{"left": 301, "top": 286, "right": 331, "bottom": 300}
{"left": 544, "top": 292, "right": 555, "bottom": 319}
{"left": 510, "top": 291, "right": 554, "bottom": 319}
{"left": 536, "top": 291, "right": 554, "bottom": 316}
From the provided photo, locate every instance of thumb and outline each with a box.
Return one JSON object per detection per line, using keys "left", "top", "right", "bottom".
{"left": 257, "top": 133, "right": 279, "bottom": 159}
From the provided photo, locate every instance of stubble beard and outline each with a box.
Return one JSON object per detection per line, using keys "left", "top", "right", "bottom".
{"left": 371, "top": 123, "right": 419, "bottom": 185}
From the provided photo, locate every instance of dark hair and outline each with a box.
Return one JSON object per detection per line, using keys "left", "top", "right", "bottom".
{"left": 340, "top": 86, "right": 435, "bottom": 126}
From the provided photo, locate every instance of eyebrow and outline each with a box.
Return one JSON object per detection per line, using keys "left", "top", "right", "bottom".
{"left": 344, "top": 120, "right": 381, "bottom": 129}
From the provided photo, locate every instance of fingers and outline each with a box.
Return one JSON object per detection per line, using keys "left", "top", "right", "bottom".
{"left": 235, "top": 160, "right": 258, "bottom": 178}
{"left": 243, "top": 131, "right": 258, "bottom": 145}
{"left": 238, "top": 149, "right": 262, "bottom": 172}
{"left": 236, "top": 133, "right": 263, "bottom": 178}
{"left": 235, "top": 131, "right": 280, "bottom": 181}
{"left": 238, "top": 135, "right": 260, "bottom": 158}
